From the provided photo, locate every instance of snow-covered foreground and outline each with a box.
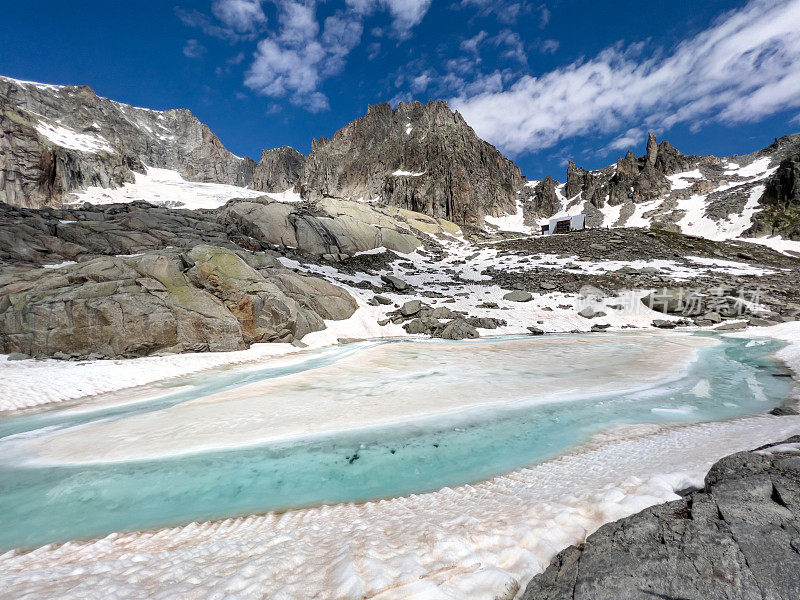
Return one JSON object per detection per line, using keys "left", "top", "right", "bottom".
{"left": 0, "top": 302, "right": 404, "bottom": 412}
{"left": 24, "top": 334, "right": 715, "bottom": 464}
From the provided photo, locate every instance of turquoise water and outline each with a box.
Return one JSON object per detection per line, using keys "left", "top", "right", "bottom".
{"left": 0, "top": 333, "right": 793, "bottom": 551}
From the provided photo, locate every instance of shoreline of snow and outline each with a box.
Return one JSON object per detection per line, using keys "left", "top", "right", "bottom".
{"left": 726, "top": 321, "right": 800, "bottom": 383}
{"left": 1, "top": 327, "right": 798, "bottom": 598}
{"left": 0, "top": 301, "right": 406, "bottom": 414}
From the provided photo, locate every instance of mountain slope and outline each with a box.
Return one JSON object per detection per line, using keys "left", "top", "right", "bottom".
{"left": 296, "top": 101, "right": 525, "bottom": 226}
{"left": 0, "top": 77, "right": 304, "bottom": 208}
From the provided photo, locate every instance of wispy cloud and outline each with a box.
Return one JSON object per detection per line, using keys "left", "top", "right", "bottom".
{"left": 451, "top": 0, "right": 800, "bottom": 155}
{"left": 176, "top": 6, "right": 262, "bottom": 42}
{"left": 456, "top": 0, "right": 540, "bottom": 26}
{"left": 346, "top": 0, "right": 432, "bottom": 39}
{"left": 604, "top": 128, "right": 645, "bottom": 153}
{"left": 182, "top": 39, "right": 206, "bottom": 59}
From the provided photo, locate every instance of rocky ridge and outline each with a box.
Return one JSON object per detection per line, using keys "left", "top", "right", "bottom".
{"left": 4, "top": 75, "right": 799, "bottom": 242}
{"left": 0, "top": 76, "right": 304, "bottom": 208}
{"left": 521, "top": 437, "right": 800, "bottom": 600}
{"left": 0, "top": 197, "right": 463, "bottom": 358}
{"left": 516, "top": 131, "right": 800, "bottom": 240}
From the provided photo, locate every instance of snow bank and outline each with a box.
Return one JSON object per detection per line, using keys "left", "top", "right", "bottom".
{"left": 391, "top": 169, "right": 425, "bottom": 177}
{"left": 29, "top": 333, "right": 715, "bottom": 464}
{"left": 728, "top": 321, "right": 800, "bottom": 381}
{"left": 485, "top": 196, "right": 531, "bottom": 234}
{"left": 0, "top": 300, "right": 404, "bottom": 414}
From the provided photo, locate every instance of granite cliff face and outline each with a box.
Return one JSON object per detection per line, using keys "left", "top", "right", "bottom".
{"left": 0, "top": 76, "right": 306, "bottom": 208}
{"left": 296, "top": 101, "right": 525, "bottom": 226}
{"left": 251, "top": 146, "right": 306, "bottom": 193}
{"left": 746, "top": 151, "right": 800, "bottom": 240}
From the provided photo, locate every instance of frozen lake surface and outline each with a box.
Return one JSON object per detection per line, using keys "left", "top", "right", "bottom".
{"left": 0, "top": 332, "right": 793, "bottom": 554}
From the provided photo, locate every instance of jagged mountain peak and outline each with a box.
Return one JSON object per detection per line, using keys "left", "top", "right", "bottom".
{"left": 252, "top": 146, "right": 306, "bottom": 193}
{"left": 516, "top": 131, "right": 800, "bottom": 241}
{"left": 298, "top": 99, "right": 524, "bottom": 225}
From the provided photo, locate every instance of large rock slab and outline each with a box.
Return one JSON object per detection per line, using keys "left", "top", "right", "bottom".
{"left": 218, "top": 198, "right": 424, "bottom": 257}
{"left": 521, "top": 437, "right": 800, "bottom": 600}
{"left": 0, "top": 245, "right": 356, "bottom": 359}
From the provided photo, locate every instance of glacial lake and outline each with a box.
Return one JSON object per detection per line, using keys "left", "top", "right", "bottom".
{"left": 0, "top": 331, "right": 794, "bottom": 551}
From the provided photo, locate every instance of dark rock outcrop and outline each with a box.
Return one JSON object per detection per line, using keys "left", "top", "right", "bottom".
{"left": 606, "top": 133, "right": 672, "bottom": 206}
{"left": 747, "top": 155, "right": 800, "bottom": 240}
{"left": 553, "top": 133, "right": 702, "bottom": 227}
{"left": 528, "top": 176, "right": 561, "bottom": 219}
{"left": 251, "top": 146, "right": 306, "bottom": 192}
{"left": 296, "top": 101, "right": 525, "bottom": 226}
{"left": 522, "top": 437, "right": 800, "bottom": 600}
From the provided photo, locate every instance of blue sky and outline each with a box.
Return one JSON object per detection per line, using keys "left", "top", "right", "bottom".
{"left": 2, "top": 0, "right": 800, "bottom": 180}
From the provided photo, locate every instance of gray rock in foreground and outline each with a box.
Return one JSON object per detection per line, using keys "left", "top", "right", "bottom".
{"left": 521, "top": 436, "right": 800, "bottom": 600}
{"left": 0, "top": 245, "right": 357, "bottom": 359}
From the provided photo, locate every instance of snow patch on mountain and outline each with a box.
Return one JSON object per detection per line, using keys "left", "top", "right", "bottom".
{"left": 35, "top": 121, "right": 113, "bottom": 154}
{"left": 485, "top": 196, "right": 531, "bottom": 233}
{"left": 70, "top": 167, "right": 264, "bottom": 209}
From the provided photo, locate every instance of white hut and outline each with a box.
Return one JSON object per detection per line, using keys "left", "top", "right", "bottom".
{"left": 541, "top": 213, "right": 586, "bottom": 235}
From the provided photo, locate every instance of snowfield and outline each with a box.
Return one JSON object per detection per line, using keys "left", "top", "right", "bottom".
{"left": 70, "top": 167, "right": 266, "bottom": 209}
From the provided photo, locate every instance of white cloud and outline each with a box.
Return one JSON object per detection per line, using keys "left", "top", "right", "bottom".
{"left": 539, "top": 38, "right": 559, "bottom": 54}
{"left": 176, "top": 7, "right": 259, "bottom": 41}
{"left": 460, "top": 31, "right": 488, "bottom": 55}
{"left": 347, "top": 0, "right": 431, "bottom": 38}
{"left": 245, "top": 0, "right": 430, "bottom": 110}
{"left": 182, "top": 39, "right": 206, "bottom": 59}
{"left": 458, "top": 0, "right": 531, "bottom": 25}
{"left": 491, "top": 29, "right": 527, "bottom": 64}
{"left": 605, "top": 128, "right": 645, "bottom": 152}
{"left": 211, "top": 0, "right": 267, "bottom": 33}
{"left": 410, "top": 71, "right": 432, "bottom": 93}
{"left": 244, "top": 2, "right": 353, "bottom": 111}
{"left": 451, "top": 0, "right": 800, "bottom": 155}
